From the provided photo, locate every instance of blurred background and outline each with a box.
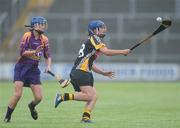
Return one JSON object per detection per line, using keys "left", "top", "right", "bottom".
{"left": 0, "top": 0, "right": 179, "bottom": 81}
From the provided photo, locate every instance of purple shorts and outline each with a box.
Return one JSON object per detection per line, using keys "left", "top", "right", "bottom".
{"left": 14, "top": 62, "right": 41, "bottom": 87}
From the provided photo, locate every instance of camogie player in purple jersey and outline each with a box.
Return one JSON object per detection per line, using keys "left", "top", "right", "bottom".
{"left": 4, "top": 16, "right": 51, "bottom": 122}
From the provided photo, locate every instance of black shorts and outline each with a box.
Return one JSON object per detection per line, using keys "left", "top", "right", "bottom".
{"left": 70, "top": 69, "right": 94, "bottom": 92}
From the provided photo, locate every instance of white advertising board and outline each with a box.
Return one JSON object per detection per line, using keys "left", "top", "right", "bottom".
{"left": 0, "top": 63, "right": 179, "bottom": 81}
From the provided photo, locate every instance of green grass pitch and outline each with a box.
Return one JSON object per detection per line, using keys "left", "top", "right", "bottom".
{"left": 0, "top": 81, "right": 180, "bottom": 128}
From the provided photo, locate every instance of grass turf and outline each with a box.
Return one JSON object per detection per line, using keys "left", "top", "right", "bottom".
{"left": 0, "top": 81, "right": 180, "bottom": 128}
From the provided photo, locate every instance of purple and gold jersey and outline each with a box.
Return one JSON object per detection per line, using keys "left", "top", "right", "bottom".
{"left": 72, "top": 34, "right": 106, "bottom": 72}
{"left": 17, "top": 31, "right": 50, "bottom": 65}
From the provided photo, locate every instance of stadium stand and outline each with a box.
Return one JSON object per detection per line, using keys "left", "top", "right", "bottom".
{"left": 0, "top": 0, "right": 27, "bottom": 43}
{"left": 0, "top": 0, "right": 179, "bottom": 63}
{"left": 136, "top": 0, "right": 175, "bottom": 13}
{"left": 91, "top": 0, "right": 130, "bottom": 13}
{"left": 49, "top": 0, "right": 84, "bottom": 13}
{"left": 44, "top": 0, "right": 179, "bottom": 62}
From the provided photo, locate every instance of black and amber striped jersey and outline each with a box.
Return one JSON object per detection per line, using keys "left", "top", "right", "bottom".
{"left": 72, "top": 35, "right": 106, "bottom": 72}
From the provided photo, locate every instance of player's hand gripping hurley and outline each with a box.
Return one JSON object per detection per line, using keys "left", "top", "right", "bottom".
{"left": 128, "top": 19, "right": 172, "bottom": 53}
{"left": 45, "top": 70, "right": 70, "bottom": 88}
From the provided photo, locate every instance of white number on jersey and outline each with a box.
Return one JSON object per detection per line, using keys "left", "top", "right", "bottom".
{"left": 78, "top": 44, "right": 85, "bottom": 58}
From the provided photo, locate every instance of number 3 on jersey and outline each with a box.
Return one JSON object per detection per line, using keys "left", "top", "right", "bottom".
{"left": 78, "top": 44, "right": 85, "bottom": 58}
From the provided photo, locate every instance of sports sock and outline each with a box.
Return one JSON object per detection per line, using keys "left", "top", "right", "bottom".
{"left": 63, "top": 93, "right": 74, "bottom": 101}
{"left": 82, "top": 109, "right": 91, "bottom": 120}
{"left": 28, "top": 101, "right": 36, "bottom": 109}
{"left": 5, "top": 106, "right": 14, "bottom": 119}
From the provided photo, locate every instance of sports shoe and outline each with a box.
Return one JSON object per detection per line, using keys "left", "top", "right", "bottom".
{"left": 59, "top": 79, "right": 71, "bottom": 88}
{"left": 55, "top": 93, "right": 63, "bottom": 108}
{"left": 81, "top": 118, "right": 92, "bottom": 123}
{"left": 4, "top": 117, "right": 11, "bottom": 123}
{"left": 28, "top": 104, "right": 38, "bottom": 120}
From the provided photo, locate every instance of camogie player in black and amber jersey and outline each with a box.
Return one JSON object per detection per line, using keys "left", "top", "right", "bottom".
{"left": 54, "top": 20, "right": 131, "bottom": 123}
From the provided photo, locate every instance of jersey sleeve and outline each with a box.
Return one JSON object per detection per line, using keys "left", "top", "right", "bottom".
{"left": 20, "top": 32, "right": 31, "bottom": 56}
{"left": 90, "top": 35, "right": 106, "bottom": 50}
{"left": 41, "top": 35, "right": 50, "bottom": 59}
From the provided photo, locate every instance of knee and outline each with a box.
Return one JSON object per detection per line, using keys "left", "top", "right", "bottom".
{"left": 88, "top": 93, "right": 98, "bottom": 101}
{"left": 92, "top": 93, "right": 98, "bottom": 101}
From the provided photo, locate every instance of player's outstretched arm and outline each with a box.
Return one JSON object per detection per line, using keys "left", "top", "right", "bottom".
{"left": 92, "top": 64, "right": 115, "bottom": 79}
{"left": 99, "top": 46, "right": 131, "bottom": 56}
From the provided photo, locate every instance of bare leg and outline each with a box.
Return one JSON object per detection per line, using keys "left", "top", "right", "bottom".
{"left": 54, "top": 85, "right": 97, "bottom": 122}
{"left": 30, "top": 84, "right": 43, "bottom": 105}
{"left": 74, "top": 86, "right": 97, "bottom": 110}
{"left": 75, "top": 86, "right": 97, "bottom": 122}
{"left": 84, "top": 87, "right": 98, "bottom": 110}
{"left": 28, "top": 84, "right": 43, "bottom": 120}
{"left": 9, "top": 81, "right": 24, "bottom": 108}
{"left": 4, "top": 81, "right": 23, "bottom": 122}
